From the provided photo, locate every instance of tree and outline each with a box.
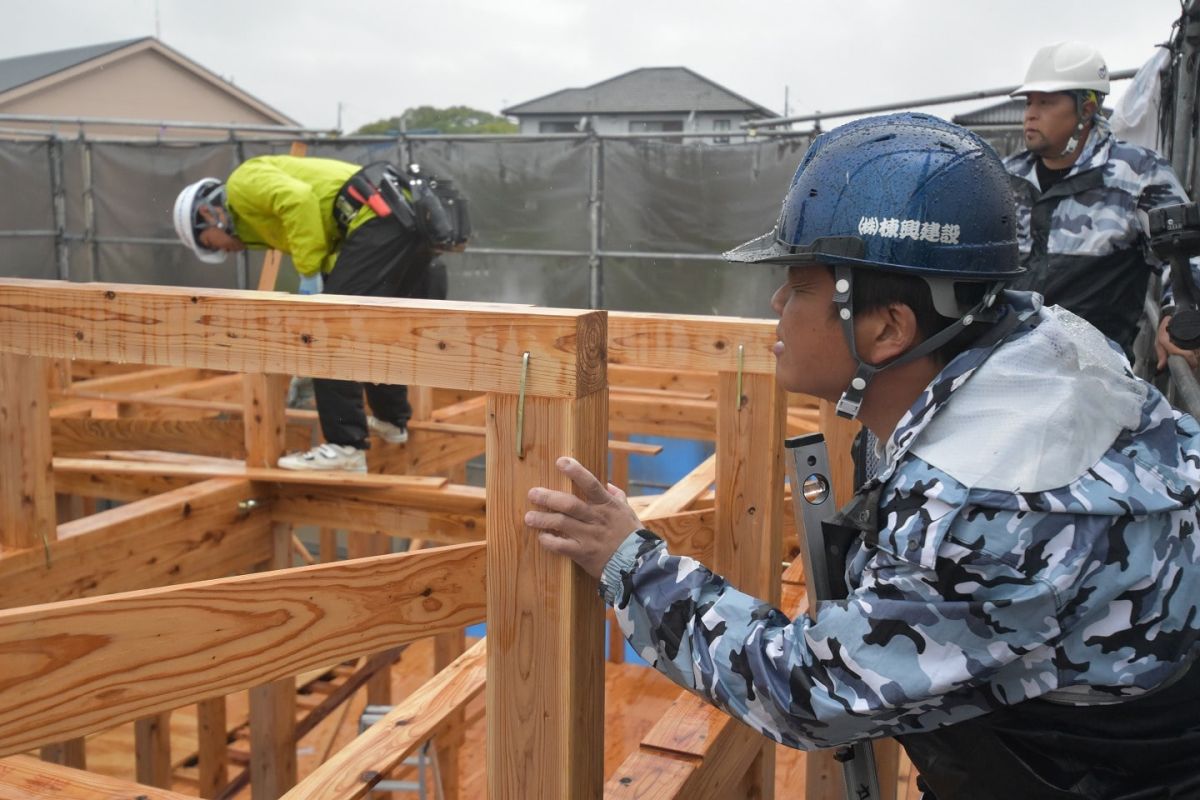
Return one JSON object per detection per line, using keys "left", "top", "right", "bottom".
{"left": 354, "top": 105, "right": 517, "bottom": 135}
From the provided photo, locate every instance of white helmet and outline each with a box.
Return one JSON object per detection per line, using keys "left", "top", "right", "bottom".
{"left": 172, "top": 177, "right": 228, "bottom": 264}
{"left": 1011, "top": 41, "right": 1110, "bottom": 97}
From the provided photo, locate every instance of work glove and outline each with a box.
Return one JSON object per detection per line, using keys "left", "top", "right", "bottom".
{"left": 298, "top": 273, "right": 323, "bottom": 295}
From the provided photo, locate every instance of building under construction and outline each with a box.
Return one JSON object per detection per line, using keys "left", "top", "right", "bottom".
{"left": 2, "top": 7, "right": 1200, "bottom": 800}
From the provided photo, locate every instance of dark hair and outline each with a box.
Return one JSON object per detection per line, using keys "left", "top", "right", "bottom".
{"left": 845, "top": 268, "right": 992, "bottom": 365}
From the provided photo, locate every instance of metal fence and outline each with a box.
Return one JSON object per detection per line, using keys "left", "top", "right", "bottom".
{"left": 0, "top": 124, "right": 1027, "bottom": 320}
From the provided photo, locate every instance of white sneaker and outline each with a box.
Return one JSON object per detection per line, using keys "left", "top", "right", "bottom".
{"left": 277, "top": 443, "right": 367, "bottom": 472}
{"left": 367, "top": 416, "right": 409, "bottom": 444}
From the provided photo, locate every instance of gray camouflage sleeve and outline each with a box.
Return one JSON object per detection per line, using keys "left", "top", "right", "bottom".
{"left": 599, "top": 522, "right": 1063, "bottom": 749}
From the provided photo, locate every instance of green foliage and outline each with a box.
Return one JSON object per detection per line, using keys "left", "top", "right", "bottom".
{"left": 354, "top": 105, "right": 517, "bottom": 135}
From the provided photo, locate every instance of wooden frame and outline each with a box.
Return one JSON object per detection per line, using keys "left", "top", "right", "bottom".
{"left": 0, "top": 278, "right": 908, "bottom": 799}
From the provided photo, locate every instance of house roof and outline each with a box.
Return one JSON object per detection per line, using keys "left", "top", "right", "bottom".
{"left": 502, "top": 67, "right": 777, "bottom": 117}
{"left": 0, "top": 37, "right": 299, "bottom": 126}
{"left": 0, "top": 38, "right": 148, "bottom": 95}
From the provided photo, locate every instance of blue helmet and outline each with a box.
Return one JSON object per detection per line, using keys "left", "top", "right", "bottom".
{"left": 727, "top": 113, "right": 1023, "bottom": 419}
{"left": 725, "top": 112, "right": 1022, "bottom": 280}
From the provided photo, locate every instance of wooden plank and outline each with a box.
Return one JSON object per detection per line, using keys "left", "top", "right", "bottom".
{"left": 0, "top": 543, "right": 486, "bottom": 755}
{"left": 487, "top": 388, "right": 607, "bottom": 799}
{"left": 0, "top": 279, "right": 607, "bottom": 398}
{"left": 51, "top": 466, "right": 198, "bottom": 502}
{"left": 0, "top": 754, "right": 194, "bottom": 800}
{"left": 52, "top": 456, "right": 447, "bottom": 489}
{"left": 0, "top": 353, "right": 54, "bottom": 552}
{"left": 134, "top": 711, "right": 172, "bottom": 788}
{"left": 51, "top": 417, "right": 310, "bottom": 458}
{"left": 608, "top": 311, "right": 777, "bottom": 375}
{"left": 270, "top": 484, "right": 485, "bottom": 543}
{"left": 65, "top": 366, "right": 211, "bottom": 395}
{"left": 282, "top": 638, "right": 487, "bottom": 800}
{"left": 0, "top": 478, "right": 272, "bottom": 609}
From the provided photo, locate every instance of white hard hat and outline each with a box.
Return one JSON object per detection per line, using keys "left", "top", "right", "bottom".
{"left": 172, "top": 177, "right": 227, "bottom": 264}
{"left": 1011, "top": 41, "right": 1110, "bottom": 97}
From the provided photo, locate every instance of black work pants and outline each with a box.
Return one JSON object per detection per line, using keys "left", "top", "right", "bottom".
{"left": 313, "top": 217, "right": 433, "bottom": 448}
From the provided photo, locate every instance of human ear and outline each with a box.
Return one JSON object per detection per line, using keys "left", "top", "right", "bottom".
{"left": 856, "top": 303, "right": 919, "bottom": 365}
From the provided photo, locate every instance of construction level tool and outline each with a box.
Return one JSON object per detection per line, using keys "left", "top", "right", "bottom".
{"left": 785, "top": 431, "right": 881, "bottom": 800}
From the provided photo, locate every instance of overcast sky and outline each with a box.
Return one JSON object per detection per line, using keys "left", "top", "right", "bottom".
{"left": 2, "top": 0, "right": 1186, "bottom": 132}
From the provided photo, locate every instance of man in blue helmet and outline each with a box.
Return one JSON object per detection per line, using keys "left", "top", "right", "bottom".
{"left": 525, "top": 113, "right": 1200, "bottom": 797}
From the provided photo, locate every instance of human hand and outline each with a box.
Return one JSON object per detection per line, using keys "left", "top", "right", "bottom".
{"left": 1157, "top": 314, "right": 1200, "bottom": 370}
{"left": 298, "top": 273, "right": 323, "bottom": 295}
{"left": 525, "top": 456, "right": 645, "bottom": 578}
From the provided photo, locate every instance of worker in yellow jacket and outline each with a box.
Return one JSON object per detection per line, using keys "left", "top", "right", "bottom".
{"left": 173, "top": 155, "right": 435, "bottom": 472}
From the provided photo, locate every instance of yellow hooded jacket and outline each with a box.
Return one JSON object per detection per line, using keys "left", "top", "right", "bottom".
{"left": 225, "top": 155, "right": 375, "bottom": 277}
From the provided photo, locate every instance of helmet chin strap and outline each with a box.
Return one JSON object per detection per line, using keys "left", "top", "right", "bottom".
{"left": 831, "top": 265, "right": 1004, "bottom": 419}
{"left": 1057, "top": 92, "right": 1096, "bottom": 159}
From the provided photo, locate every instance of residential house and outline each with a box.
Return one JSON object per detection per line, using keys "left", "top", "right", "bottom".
{"left": 0, "top": 37, "right": 298, "bottom": 138}
{"left": 502, "top": 67, "right": 778, "bottom": 143}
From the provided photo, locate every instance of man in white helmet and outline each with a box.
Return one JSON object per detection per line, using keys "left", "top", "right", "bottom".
{"left": 173, "top": 156, "right": 442, "bottom": 472}
{"left": 1005, "top": 40, "right": 1199, "bottom": 367}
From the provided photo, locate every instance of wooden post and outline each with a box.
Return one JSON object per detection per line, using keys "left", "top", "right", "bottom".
{"left": 38, "top": 739, "right": 85, "bottom": 770}
{"left": 244, "top": 371, "right": 298, "bottom": 798}
{"left": 716, "top": 370, "right": 786, "bottom": 800}
{"left": 0, "top": 353, "right": 54, "bottom": 552}
{"left": 135, "top": 711, "right": 173, "bottom": 788}
{"left": 433, "top": 629, "right": 466, "bottom": 800}
{"left": 196, "top": 697, "right": 228, "bottom": 799}
{"left": 485, "top": 365, "right": 607, "bottom": 796}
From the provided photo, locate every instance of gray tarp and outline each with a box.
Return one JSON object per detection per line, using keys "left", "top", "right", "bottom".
{"left": 0, "top": 130, "right": 1022, "bottom": 316}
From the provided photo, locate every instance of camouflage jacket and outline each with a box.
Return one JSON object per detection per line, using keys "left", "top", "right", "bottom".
{"left": 1004, "top": 123, "right": 1195, "bottom": 353}
{"left": 601, "top": 292, "right": 1200, "bottom": 750}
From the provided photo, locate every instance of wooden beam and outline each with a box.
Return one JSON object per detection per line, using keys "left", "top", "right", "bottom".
{"left": 0, "top": 353, "right": 54, "bottom": 552}
{"left": 65, "top": 366, "right": 212, "bottom": 395}
{"left": 51, "top": 465, "right": 197, "bottom": 502}
{"left": 640, "top": 453, "right": 716, "bottom": 518}
{"left": 249, "top": 679, "right": 295, "bottom": 799}
{"left": 0, "top": 754, "right": 195, "bottom": 799}
{"left": 50, "top": 417, "right": 310, "bottom": 458}
{"left": 487, "top": 388, "right": 607, "bottom": 798}
{"left": 0, "top": 279, "right": 607, "bottom": 398}
{"left": 433, "top": 629, "right": 466, "bottom": 800}
{"left": 282, "top": 638, "right": 486, "bottom": 800}
{"left": 0, "top": 478, "right": 272, "bottom": 609}
{"left": 0, "top": 543, "right": 486, "bottom": 755}
{"left": 270, "top": 484, "right": 485, "bottom": 543}
{"left": 52, "top": 457, "right": 447, "bottom": 489}
{"left": 608, "top": 311, "right": 777, "bottom": 374}
{"left": 642, "top": 508, "right": 714, "bottom": 564}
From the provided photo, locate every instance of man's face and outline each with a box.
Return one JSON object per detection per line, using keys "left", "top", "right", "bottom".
{"left": 769, "top": 264, "right": 857, "bottom": 400}
{"left": 1022, "top": 92, "right": 1081, "bottom": 157}
{"left": 196, "top": 205, "right": 244, "bottom": 252}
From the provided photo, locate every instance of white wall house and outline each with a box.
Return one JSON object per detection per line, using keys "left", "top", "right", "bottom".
{"left": 502, "top": 67, "right": 778, "bottom": 144}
